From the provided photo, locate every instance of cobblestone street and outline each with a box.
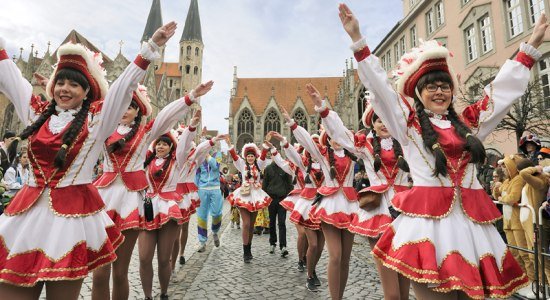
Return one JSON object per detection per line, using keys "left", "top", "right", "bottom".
{"left": 44, "top": 202, "right": 390, "bottom": 299}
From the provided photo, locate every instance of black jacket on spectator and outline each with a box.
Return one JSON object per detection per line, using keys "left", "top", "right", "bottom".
{"left": 262, "top": 162, "right": 293, "bottom": 199}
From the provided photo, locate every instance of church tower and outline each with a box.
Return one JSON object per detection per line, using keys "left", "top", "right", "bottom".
{"left": 141, "top": 0, "right": 164, "bottom": 69}
{"left": 179, "top": 0, "right": 203, "bottom": 94}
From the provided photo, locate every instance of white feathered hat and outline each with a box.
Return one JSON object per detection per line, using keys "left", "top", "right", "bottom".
{"left": 46, "top": 42, "right": 108, "bottom": 102}
{"left": 241, "top": 142, "right": 260, "bottom": 158}
{"left": 361, "top": 91, "right": 375, "bottom": 128}
{"left": 393, "top": 39, "right": 458, "bottom": 98}
{"left": 132, "top": 84, "right": 153, "bottom": 117}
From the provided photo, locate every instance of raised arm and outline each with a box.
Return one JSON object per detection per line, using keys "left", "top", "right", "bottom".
{"left": 0, "top": 38, "right": 39, "bottom": 125}
{"left": 264, "top": 139, "right": 293, "bottom": 176}
{"left": 339, "top": 4, "right": 410, "bottom": 144}
{"left": 271, "top": 131, "right": 307, "bottom": 173}
{"left": 225, "top": 136, "right": 245, "bottom": 173}
{"left": 176, "top": 110, "right": 201, "bottom": 164}
{"left": 96, "top": 22, "right": 177, "bottom": 142}
{"left": 281, "top": 106, "right": 326, "bottom": 169}
{"left": 462, "top": 15, "right": 547, "bottom": 140}
{"left": 306, "top": 84, "right": 365, "bottom": 158}
{"left": 147, "top": 80, "right": 213, "bottom": 144}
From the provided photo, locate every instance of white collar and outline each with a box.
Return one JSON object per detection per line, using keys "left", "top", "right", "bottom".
{"left": 380, "top": 137, "right": 393, "bottom": 151}
{"left": 49, "top": 106, "right": 82, "bottom": 135}
{"left": 117, "top": 123, "right": 134, "bottom": 135}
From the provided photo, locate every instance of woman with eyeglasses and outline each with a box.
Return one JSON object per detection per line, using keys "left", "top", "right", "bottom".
{"left": 338, "top": 3, "right": 547, "bottom": 299}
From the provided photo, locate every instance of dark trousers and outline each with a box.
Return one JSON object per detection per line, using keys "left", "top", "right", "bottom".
{"left": 268, "top": 196, "right": 287, "bottom": 248}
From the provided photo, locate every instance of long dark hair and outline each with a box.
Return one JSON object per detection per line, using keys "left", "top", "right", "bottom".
{"left": 414, "top": 71, "right": 486, "bottom": 177}
{"left": 107, "top": 100, "right": 142, "bottom": 153}
{"left": 370, "top": 113, "right": 410, "bottom": 173}
{"left": 245, "top": 156, "right": 262, "bottom": 180}
{"left": 17, "top": 68, "right": 91, "bottom": 169}
{"left": 144, "top": 135, "right": 174, "bottom": 177}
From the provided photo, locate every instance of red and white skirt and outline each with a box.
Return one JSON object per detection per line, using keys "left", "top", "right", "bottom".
{"left": 280, "top": 192, "right": 301, "bottom": 212}
{"left": 139, "top": 195, "right": 184, "bottom": 231}
{"left": 0, "top": 191, "right": 123, "bottom": 286}
{"left": 227, "top": 186, "right": 271, "bottom": 212}
{"left": 289, "top": 196, "right": 320, "bottom": 230}
{"left": 372, "top": 200, "right": 528, "bottom": 299}
{"left": 97, "top": 177, "right": 143, "bottom": 231}
{"left": 308, "top": 190, "right": 358, "bottom": 230}
{"left": 185, "top": 191, "right": 200, "bottom": 214}
{"left": 349, "top": 191, "right": 393, "bottom": 238}
{"left": 177, "top": 194, "right": 195, "bottom": 224}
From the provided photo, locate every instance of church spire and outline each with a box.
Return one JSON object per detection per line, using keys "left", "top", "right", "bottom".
{"left": 141, "top": 0, "right": 163, "bottom": 43}
{"left": 180, "top": 0, "right": 202, "bottom": 42}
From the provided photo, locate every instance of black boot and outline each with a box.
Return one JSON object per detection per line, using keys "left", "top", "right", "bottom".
{"left": 243, "top": 244, "right": 252, "bottom": 263}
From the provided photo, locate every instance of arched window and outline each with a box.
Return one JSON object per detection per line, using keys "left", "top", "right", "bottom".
{"left": 263, "top": 109, "right": 281, "bottom": 136}
{"left": 185, "top": 65, "right": 190, "bottom": 74}
{"left": 186, "top": 46, "right": 191, "bottom": 56}
{"left": 237, "top": 109, "right": 254, "bottom": 136}
{"left": 291, "top": 108, "right": 308, "bottom": 144}
{"left": 195, "top": 47, "right": 200, "bottom": 56}
{"left": 194, "top": 66, "right": 198, "bottom": 75}
{"left": 357, "top": 87, "right": 370, "bottom": 128}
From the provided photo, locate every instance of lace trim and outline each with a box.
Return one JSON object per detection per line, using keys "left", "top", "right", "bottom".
{"left": 380, "top": 137, "right": 393, "bottom": 151}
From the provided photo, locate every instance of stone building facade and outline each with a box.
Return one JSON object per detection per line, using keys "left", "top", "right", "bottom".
{"left": 0, "top": 0, "right": 204, "bottom": 135}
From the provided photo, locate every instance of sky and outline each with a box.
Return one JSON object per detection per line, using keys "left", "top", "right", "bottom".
{"left": 0, "top": 0, "right": 403, "bottom": 134}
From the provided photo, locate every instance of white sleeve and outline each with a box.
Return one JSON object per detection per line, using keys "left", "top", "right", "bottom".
{"left": 193, "top": 139, "right": 214, "bottom": 165}
{"left": 271, "top": 149, "right": 293, "bottom": 176}
{"left": 94, "top": 43, "right": 160, "bottom": 142}
{"left": 319, "top": 108, "right": 366, "bottom": 160}
{"left": 0, "top": 53, "right": 34, "bottom": 125}
{"left": 289, "top": 121, "right": 329, "bottom": 171}
{"left": 146, "top": 95, "right": 194, "bottom": 145}
{"left": 282, "top": 140, "right": 306, "bottom": 173}
{"left": 471, "top": 43, "right": 540, "bottom": 141}
{"left": 176, "top": 127, "right": 197, "bottom": 165}
{"left": 353, "top": 38, "right": 410, "bottom": 145}
{"left": 229, "top": 146, "right": 245, "bottom": 173}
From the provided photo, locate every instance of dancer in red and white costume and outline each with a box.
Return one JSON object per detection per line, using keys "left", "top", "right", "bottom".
{"left": 92, "top": 85, "right": 212, "bottom": 300}
{"left": 269, "top": 131, "right": 325, "bottom": 292}
{"left": 339, "top": 4, "right": 548, "bottom": 299}
{"left": 265, "top": 137, "right": 308, "bottom": 270}
{"left": 225, "top": 138, "right": 271, "bottom": 263}
{"left": 281, "top": 104, "right": 358, "bottom": 300}
{"left": 138, "top": 107, "right": 211, "bottom": 300}
{"left": 317, "top": 96, "right": 411, "bottom": 299}
{"left": 0, "top": 22, "right": 175, "bottom": 299}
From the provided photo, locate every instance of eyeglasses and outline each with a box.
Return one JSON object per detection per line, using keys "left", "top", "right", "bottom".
{"left": 424, "top": 83, "right": 452, "bottom": 93}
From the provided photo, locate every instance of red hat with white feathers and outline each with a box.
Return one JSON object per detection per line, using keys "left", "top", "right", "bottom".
{"left": 241, "top": 142, "right": 260, "bottom": 158}
{"left": 46, "top": 42, "right": 108, "bottom": 102}
{"left": 132, "top": 84, "right": 153, "bottom": 117}
{"left": 393, "top": 39, "right": 458, "bottom": 99}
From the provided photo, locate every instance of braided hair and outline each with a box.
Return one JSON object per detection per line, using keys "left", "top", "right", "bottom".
{"left": 143, "top": 135, "right": 174, "bottom": 177}
{"left": 370, "top": 113, "right": 410, "bottom": 173}
{"left": 414, "top": 70, "right": 486, "bottom": 177}
{"left": 107, "top": 100, "right": 143, "bottom": 153}
{"left": 18, "top": 68, "right": 92, "bottom": 169}
{"left": 245, "top": 158, "right": 263, "bottom": 180}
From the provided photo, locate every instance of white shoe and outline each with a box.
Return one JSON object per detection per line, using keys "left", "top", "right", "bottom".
{"left": 231, "top": 222, "right": 235, "bottom": 229}
{"left": 197, "top": 242, "right": 206, "bottom": 253}
{"left": 171, "top": 270, "right": 178, "bottom": 283}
